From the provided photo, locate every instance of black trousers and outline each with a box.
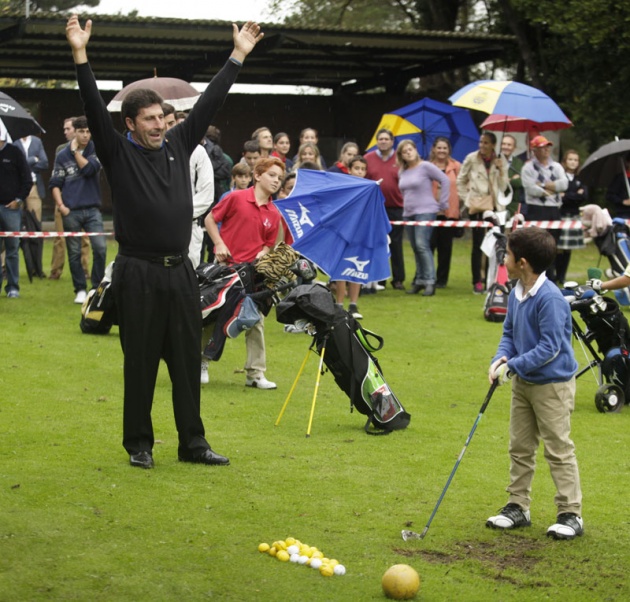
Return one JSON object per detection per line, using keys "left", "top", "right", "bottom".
{"left": 470, "top": 212, "right": 486, "bottom": 286}
{"left": 112, "top": 255, "right": 209, "bottom": 457}
{"left": 431, "top": 227, "right": 455, "bottom": 286}
{"left": 386, "top": 206, "right": 406, "bottom": 284}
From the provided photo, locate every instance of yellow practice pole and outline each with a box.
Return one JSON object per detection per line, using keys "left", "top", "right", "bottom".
{"left": 275, "top": 346, "right": 311, "bottom": 426}
{"left": 306, "top": 340, "right": 327, "bottom": 438}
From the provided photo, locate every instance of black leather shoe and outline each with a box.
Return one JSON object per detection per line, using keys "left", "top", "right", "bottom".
{"left": 435, "top": 282, "right": 446, "bottom": 289}
{"left": 422, "top": 285, "right": 435, "bottom": 296}
{"left": 129, "top": 451, "right": 154, "bottom": 469}
{"left": 391, "top": 281, "right": 406, "bottom": 291}
{"left": 179, "top": 448, "right": 230, "bottom": 466}
{"left": 406, "top": 284, "right": 424, "bottom": 295}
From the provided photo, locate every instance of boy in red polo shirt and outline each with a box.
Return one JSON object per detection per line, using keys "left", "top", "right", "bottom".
{"left": 205, "top": 157, "right": 285, "bottom": 389}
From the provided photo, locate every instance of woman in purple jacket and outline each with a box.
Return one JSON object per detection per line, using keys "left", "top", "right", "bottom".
{"left": 397, "top": 139, "right": 450, "bottom": 296}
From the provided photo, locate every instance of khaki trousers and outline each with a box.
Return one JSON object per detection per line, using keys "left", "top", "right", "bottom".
{"left": 507, "top": 376, "right": 582, "bottom": 516}
{"left": 245, "top": 314, "right": 266, "bottom": 379}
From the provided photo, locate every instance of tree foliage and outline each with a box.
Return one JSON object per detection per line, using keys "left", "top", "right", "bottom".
{"left": 269, "top": 0, "right": 630, "bottom": 147}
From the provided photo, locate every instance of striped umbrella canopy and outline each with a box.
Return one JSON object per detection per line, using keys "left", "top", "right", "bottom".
{"left": 449, "top": 80, "right": 571, "bottom": 129}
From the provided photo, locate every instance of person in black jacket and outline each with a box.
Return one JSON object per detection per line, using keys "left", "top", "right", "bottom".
{"left": 65, "top": 14, "right": 263, "bottom": 469}
{"left": 0, "top": 135, "right": 32, "bottom": 298}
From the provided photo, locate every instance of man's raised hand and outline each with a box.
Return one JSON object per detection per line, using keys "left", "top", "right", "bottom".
{"left": 66, "top": 15, "right": 91, "bottom": 63}
{"left": 231, "top": 21, "right": 264, "bottom": 63}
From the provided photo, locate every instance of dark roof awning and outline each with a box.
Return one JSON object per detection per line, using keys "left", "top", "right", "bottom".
{"left": 0, "top": 12, "right": 515, "bottom": 94}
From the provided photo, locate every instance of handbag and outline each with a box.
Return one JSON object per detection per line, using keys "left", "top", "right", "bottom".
{"left": 468, "top": 195, "right": 494, "bottom": 215}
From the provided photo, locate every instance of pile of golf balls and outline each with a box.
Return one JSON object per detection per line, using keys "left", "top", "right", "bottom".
{"left": 258, "top": 537, "right": 346, "bottom": 577}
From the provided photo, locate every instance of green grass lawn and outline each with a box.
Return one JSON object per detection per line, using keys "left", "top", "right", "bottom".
{"left": 2, "top": 236, "right": 630, "bottom": 601}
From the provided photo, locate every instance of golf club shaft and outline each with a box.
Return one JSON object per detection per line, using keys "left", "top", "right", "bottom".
{"left": 419, "top": 380, "right": 499, "bottom": 538}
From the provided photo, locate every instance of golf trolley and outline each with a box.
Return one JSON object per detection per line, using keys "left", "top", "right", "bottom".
{"left": 563, "top": 282, "right": 630, "bottom": 413}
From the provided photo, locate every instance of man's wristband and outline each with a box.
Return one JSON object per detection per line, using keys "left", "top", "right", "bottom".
{"left": 229, "top": 57, "right": 243, "bottom": 67}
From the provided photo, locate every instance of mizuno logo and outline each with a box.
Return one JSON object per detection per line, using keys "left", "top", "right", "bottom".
{"left": 344, "top": 256, "right": 369, "bottom": 272}
{"left": 284, "top": 203, "right": 314, "bottom": 238}
{"left": 341, "top": 256, "right": 370, "bottom": 280}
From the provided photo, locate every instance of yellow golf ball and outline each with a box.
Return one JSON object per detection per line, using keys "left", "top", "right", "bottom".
{"left": 320, "top": 564, "right": 334, "bottom": 577}
{"left": 258, "top": 543, "right": 270, "bottom": 553}
{"left": 268, "top": 546, "right": 277, "bottom": 557}
{"left": 276, "top": 550, "right": 290, "bottom": 562}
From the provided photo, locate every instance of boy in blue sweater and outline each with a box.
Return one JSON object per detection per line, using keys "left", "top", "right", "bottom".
{"left": 487, "top": 227, "right": 583, "bottom": 540}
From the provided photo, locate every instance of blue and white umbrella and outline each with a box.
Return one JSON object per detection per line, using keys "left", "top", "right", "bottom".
{"left": 275, "top": 170, "right": 391, "bottom": 284}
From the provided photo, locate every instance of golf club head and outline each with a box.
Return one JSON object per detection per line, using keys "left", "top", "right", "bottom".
{"left": 401, "top": 529, "right": 423, "bottom": 541}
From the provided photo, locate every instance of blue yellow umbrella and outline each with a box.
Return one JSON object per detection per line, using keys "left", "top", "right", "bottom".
{"left": 449, "top": 80, "right": 571, "bottom": 128}
{"left": 365, "top": 97, "right": 479, "bottom": 161}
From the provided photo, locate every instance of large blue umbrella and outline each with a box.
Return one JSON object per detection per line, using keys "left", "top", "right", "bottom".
{"left": 365, "top": 97, "right": 479, "bottom": 161}
{"left": 275, "top": 170, "right": 391, "bottom": 284}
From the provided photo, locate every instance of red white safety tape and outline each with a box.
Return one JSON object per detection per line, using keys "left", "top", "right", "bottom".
{"left": 0, "top": 231, "right": 113, "bottom": 238}
{"left": 391, "top": 219, "right": 585, "bottom": 230}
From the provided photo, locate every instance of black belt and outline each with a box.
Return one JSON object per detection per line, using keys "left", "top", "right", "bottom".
{"left": 148, "top": 254, "right": 186, "bottom": 267}
{"left": 120, "top": 252, "right": 186, "bottom": 267}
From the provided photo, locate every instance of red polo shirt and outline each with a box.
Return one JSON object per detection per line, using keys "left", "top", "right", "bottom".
{"left": 211, "top": 187, "right": 281, "bottom": 263}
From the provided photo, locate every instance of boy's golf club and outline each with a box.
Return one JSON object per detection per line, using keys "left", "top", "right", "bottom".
{"left": 402, "top": 379, "right": 499, "bottom": 541}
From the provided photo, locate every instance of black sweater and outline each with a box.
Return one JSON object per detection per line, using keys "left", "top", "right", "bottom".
{"left": 77, "top": 60, "right": 240, "bottom": 256}
{"left": 0, "top": 142, "right": 32, "bottom": 205}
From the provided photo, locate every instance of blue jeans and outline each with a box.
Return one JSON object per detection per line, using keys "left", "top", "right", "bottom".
{"left": 62, "top": 207, "right": 107, "bottom": 292}
{"left": 406, "top": 212, "right": 436, "bottom": 286}
{"left": 0, "top": 204, "right": 22, "bottom": 294}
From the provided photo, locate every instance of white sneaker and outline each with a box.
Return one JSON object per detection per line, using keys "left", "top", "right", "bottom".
{"left": 74, "top": 290, "right": 87, "bottom": 304}
{"left": 200, "top": 359, "right": 209, "bottom": 384}
{"left": 245, "top": 376, "right": 277, "bottom": 390}
{"left": 372, "top": 283, "right": 386, "bottom": 291}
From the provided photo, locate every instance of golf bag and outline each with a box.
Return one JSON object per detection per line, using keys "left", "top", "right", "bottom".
{"left": 481, "top": 216, "right": 512, "bottom": 323}
{"left": 565, "top": 284, "right": 630, "bottom": 412}
{"left": 276, "top": 283, "right": 411, "bottom": 434}
{"left": 198, "top": 243, "right": 312, "bottom": 361}
{"left": 80, "top": 261, "right": 117, "bottom": 334}
{"left": 593, "top": 217, "right": 630, "bottom": 305}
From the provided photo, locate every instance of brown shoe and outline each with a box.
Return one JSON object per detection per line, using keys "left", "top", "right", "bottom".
{"left": 48, "top": 271, "right": 61, "bottom": 280}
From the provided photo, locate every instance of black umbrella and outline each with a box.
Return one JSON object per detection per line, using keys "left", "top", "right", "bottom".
{"left": 0, "top": 91, "right": 45, "bottom": 140}
{"left": 20, "top": 209, "right": 45, "bottom": 282}
{"left": 579, "top": 139, "right": 630, "bottom": 197}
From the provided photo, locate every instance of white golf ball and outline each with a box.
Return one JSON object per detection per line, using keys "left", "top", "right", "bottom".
{"left": 290, "top": 553, "right": 300, "bottom": 563}
{"left": 333, "top": 564, "right": 346, "bottom": 575}
{"left": 298, "top": 555, "right": 309, "bottom": 565}
{"left": 287, "top": 545, "right": 299, "bottom": 555}
{"left": 310, "top": 558, "right": 322, "bottom": 569}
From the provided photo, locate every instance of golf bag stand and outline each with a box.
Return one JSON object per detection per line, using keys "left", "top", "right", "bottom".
{"left": 275, "top": 334, "right": 329, "bottom": 437}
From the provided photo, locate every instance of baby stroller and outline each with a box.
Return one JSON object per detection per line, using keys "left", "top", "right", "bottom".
{"left": 276, "top": 282, "right": 411, "bottom": 434}
{"left": 563, "top": 282, "right": 630, "bottom": 412}
{"left": 582, "top": 204, "right": 630, "bottom": 305}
